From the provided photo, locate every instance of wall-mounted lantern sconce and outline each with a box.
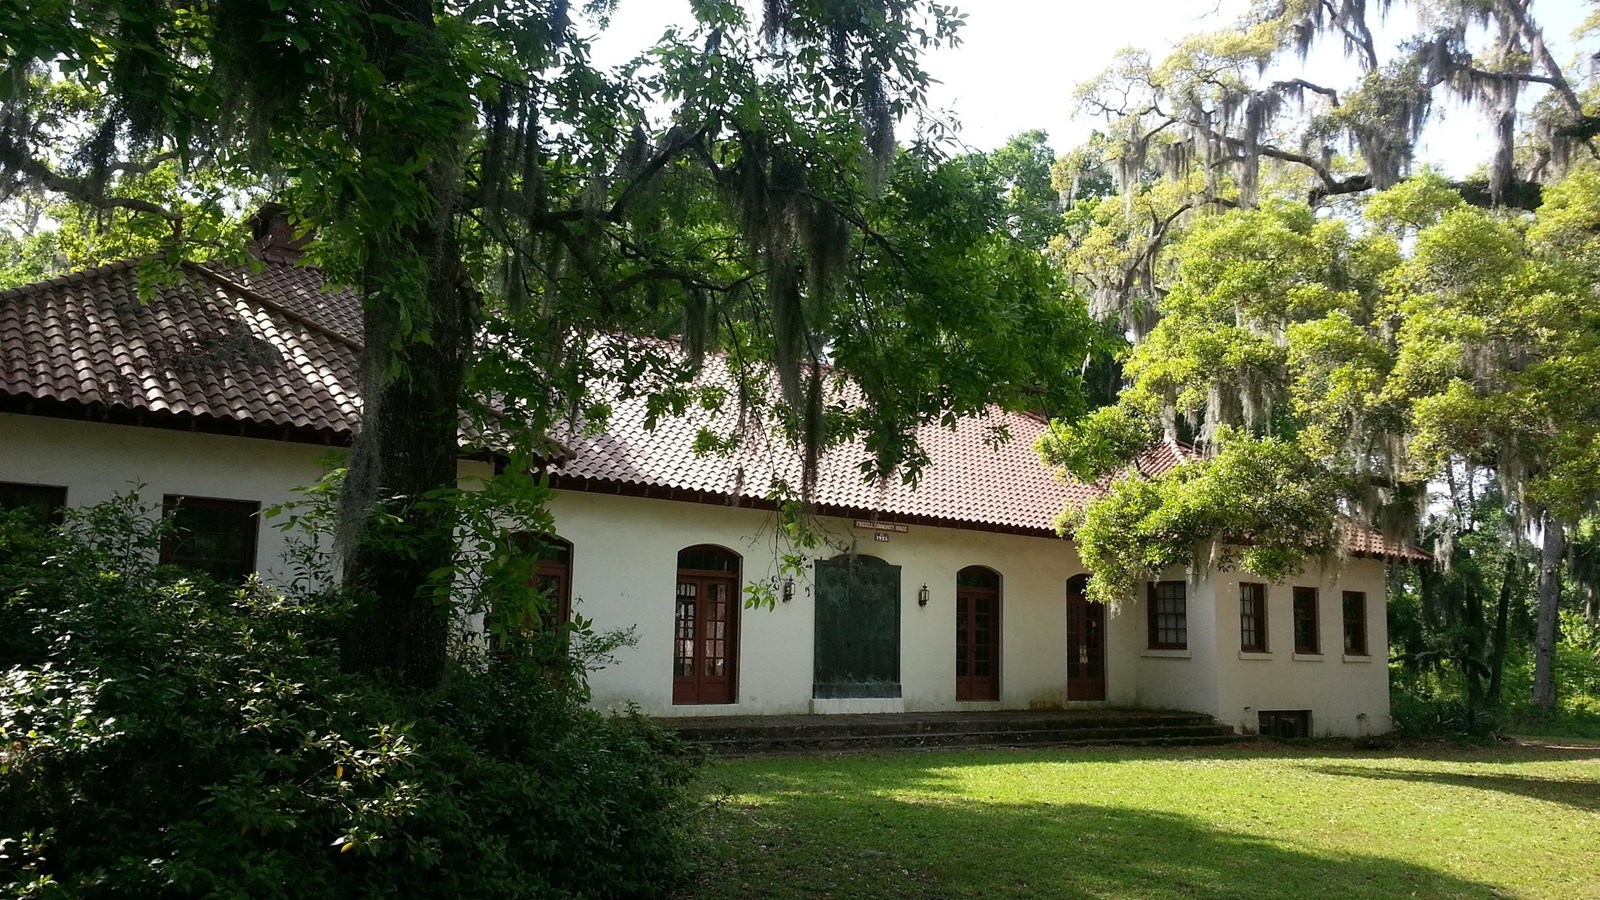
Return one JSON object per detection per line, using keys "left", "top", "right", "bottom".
{"left": 918, "top": 583, "right": 930, "bottom": 607}
{"left": 782, "top": 578, "right": 795, "bottom": 603}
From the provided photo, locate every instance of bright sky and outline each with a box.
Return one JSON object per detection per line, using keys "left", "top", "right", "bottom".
{"left": 590, "top": 0, "right": 1593, "bottom": 177}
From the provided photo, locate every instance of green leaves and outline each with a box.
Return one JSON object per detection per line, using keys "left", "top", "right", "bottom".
{"left": 1042, "top": 172, "right": 1600, "bottom": 603}
{"left": 1065, "top": 430, "right": 1340, "bottom": 606}
{"left": 0, "top": 495, "right": 700, "bottom": 897}
{"left": 1036, "top": 405, "right": 1157, "bottom": 485}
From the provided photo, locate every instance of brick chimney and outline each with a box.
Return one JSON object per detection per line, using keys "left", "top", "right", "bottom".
{"left": 246, "top": 202, "right": 312, "bottom": 264}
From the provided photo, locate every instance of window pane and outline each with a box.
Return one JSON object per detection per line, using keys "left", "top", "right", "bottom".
{"left": 957, "top": 566, "right": 999, "bottom": 589}
{"left": 1240, "top": 583, "right": 1266, "bottom": 652}
{"left": 1293, "top": 587, "right": 1319, "bottom": 655}
{"left": 0, "top": 482, "right": 67, "bottom": 525}
{"left": 511, "top": 531, "right": 571, "bottom": 565}
{"left": 161, "top": 497, "right": 259, "bottom": 583}
{"left": 678, "top": 545, "right": 736, "bottom": 571}
{"left": 674, "top": 582, "right": 696, "bottom": 677}
{"left": 1149, "top": 580, "right": 1187, "bottom": 649}
{"left": 1343, "top": 591, "right": 1368, "bottom": 656}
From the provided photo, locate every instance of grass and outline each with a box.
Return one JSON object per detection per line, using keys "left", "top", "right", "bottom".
{"left": 683, "top": 740, "right": 1600, "bottom": 899}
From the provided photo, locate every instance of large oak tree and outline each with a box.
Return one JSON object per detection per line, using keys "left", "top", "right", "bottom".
{"left": 1043, "top": 0, "right": 1600, "bottom": 710}
{"left": 2, "top": 0, "right": 1091, "bottom": 688}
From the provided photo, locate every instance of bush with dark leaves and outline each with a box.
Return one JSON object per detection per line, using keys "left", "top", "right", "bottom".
{"left": 0, "top": 497, "right": 700, "bottom": 898}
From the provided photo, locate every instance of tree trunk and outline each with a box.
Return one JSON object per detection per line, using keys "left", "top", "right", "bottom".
{"left": 1486, "top": 547, "right": 1516, "bottom": 705}
{"left": 1463, "top": 558, "right": 1487, "bottom": 721}
{"left": 1415, "top": 562, "right": 1440, "bottom": 675}
{"left": 334, "top": 0, "right": 474, "bottom": 690}
{"left": 1530, "top": 514, "right": 1566, "bottom": 710}
{"left": 340, "top": 211, "right": 471, "bottom": 690}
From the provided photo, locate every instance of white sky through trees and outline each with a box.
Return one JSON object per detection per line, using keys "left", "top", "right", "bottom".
{"left": 591, "top": 0, "right": 1593, "bottom": 175}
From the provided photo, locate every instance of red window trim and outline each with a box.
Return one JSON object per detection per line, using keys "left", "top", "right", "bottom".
{"left": 1240, "top": 582, "right": 1268, "bottom": 653}
{"left": 1147, "top": 580, "right": 1188, "bottom": 650}
{"left": 673, "top": 545, "right": 740, "bottom": 705}
{"left": 159, "top": 494, "right": 261, "bottom": 582}
{"left": 1293, "top": 586, "right": 1320, "bottom": 655}
{"left": 955, "top": 565, "right": 1002, "bottom": 702}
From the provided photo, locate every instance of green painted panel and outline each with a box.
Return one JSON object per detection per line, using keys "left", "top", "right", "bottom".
{"left": 813, "top": 554, "right": 901, "bottom": 698}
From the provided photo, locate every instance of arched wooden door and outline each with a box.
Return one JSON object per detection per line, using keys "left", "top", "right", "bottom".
{"left": 673, "top": 545, "right": 739, "bottom": 705}
{"left": 956, "top": 566, "right": 1001, "bottom": 701}
{"left": 1066, "top": 574, "right": 1106, "bottom": 701}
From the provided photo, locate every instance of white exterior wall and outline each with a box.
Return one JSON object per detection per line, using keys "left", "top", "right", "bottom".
{"left": 0, "top": 413, "right": 492, "bottom": 586}
{"left": 1206, "top": 560, "right": 1392, "bottom": 737}
{"left": 1115, "top": 568, "right": 1222, "bottom": 715}
{"left": 1106, "top": 560, "right": 1392, "bottom": 736}
{"left": 548, "top": 490, "right": 1091, "bottom": 716}
{"left": 2, "top": 412, "right": 1394, "bottom": 733}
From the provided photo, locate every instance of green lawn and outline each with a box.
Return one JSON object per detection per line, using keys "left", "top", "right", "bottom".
{"left": 683, "top": 741, "right": 1600, "bottom": 899}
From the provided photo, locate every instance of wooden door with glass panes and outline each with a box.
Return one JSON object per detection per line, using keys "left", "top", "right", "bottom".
{"left": 955, "top": 566, "right": 1001, "bottom": 701}
{"left": 673, "top": 546, "right": 739, "bottom": 704}
{"left": 1066, "top": 574, "right": 1106, "bottom": 701}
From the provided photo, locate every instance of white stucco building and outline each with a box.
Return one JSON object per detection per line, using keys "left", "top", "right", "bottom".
{"left": 0, "top": 230, "right": 1422, "bottom": 737}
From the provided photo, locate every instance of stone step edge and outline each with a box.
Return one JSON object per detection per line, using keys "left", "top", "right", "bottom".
{"left": 666, "top": 716, "right": 1216, "bottom": 739}
{"left": 673, "top": 721, "right": 1223, "bottom": 740}
{"left": 692, "top": 727, "right": 1241, "bottom": 750}
{"left": 708, "top": 733, "right": 1254, "bottom": 757}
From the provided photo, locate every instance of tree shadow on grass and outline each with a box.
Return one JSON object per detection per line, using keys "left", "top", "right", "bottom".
{"left": 688, "top": 787, "right": 1502, "bottom": 900}
{"left": 1308, "top": 763, "right": 1600, "bottom": 813}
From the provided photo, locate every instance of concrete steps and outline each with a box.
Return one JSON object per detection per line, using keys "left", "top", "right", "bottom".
{"left": 659, "top": 709, "right": 1247, "bottom": 755}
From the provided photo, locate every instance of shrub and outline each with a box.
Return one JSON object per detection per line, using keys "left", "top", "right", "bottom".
{"left": 1388, "top": 685, "right": 1501, "bottom": 739}
{"left": 0, "top": 497, "right": 700, "bottom": 898}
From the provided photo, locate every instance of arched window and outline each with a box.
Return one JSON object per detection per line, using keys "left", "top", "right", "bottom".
{"left": 673, "top": 545, "right": 740, "bottom": 704}
{"left": 956, "top": 566, "right": 1001, "bottom": 701}
{"left": 485, "top": 533, "right": 573, "bottom": 656}
{"left": 513, "top": 532, "right": 573, "bottom": 628}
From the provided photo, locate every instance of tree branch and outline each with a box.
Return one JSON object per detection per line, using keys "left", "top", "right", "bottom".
{"left": 1492, "top": 0, "right": 1584, "bottom": 118}
{"left": 0, "top": 143, "right": 181, "bottom": 223}
{"left": 605, "top": 123, "right": 713, "bottom": 222}
{"left": 1270, "top": 78, "right": 1340, "bottom": 107}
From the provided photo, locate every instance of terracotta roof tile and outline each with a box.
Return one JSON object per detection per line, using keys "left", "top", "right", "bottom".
{"left": 0, "top": 259, "right": 363, "bottom": 438}
{"left": 0, "top": 258, "right": 1430, "bottom": 557}
{"left": 1133, "top": 440, "right": 1198, "bottom": 476}
{"left": 1345, "top": 524, "right": 1431, "bottom": 562}
{"left": 549, "top": 361, "right": 1098, "bottom": 533}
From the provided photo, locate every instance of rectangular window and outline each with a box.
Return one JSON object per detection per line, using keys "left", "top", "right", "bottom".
{"left": 160, "top": 496, "right": 260, "bottom": 583}
{"left": 1239, "top": 583, "right": 1268, "bottom": 652}
{"left": 1293, "top": 587, "right": 1320, "bottom": 655}
{"left": 1147, "top": 580, "right": 1187, "bottom": 650}
{"left": 1342, "top": 590, "right": 1369, "bottom": 656}
{"left": 0, "top": 481, "right": 68, "bottom": 526}
{"left": 1258, "top": 709, "right": 1311, "bottom": 738}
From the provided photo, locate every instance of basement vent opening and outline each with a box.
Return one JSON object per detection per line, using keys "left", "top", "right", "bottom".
{"left": 1258, "top": 709, "right": 1312, "bottom": 738}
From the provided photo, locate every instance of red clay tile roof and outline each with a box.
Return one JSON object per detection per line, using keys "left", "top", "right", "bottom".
{"left": 551, "top": 369, "right": 1098, "bottom": 533}
{"left": 0, "top": 259, "right": 362, "bottom": 437}
{"left": 1344, "top": 524, "right": 1432, "bottom": 562}
{"left": 0, "top": 256, "right": 1429, "bottom": 558}
{"left": 1133, "top": 440, "right": 1198, "bottom": 477}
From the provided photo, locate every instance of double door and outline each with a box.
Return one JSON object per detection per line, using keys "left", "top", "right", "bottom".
{"left": 956, "top": 585, "right": 1000, "bottom": 701}
{"left": 673, "top": 572, "right": 736, "bottom": 704}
